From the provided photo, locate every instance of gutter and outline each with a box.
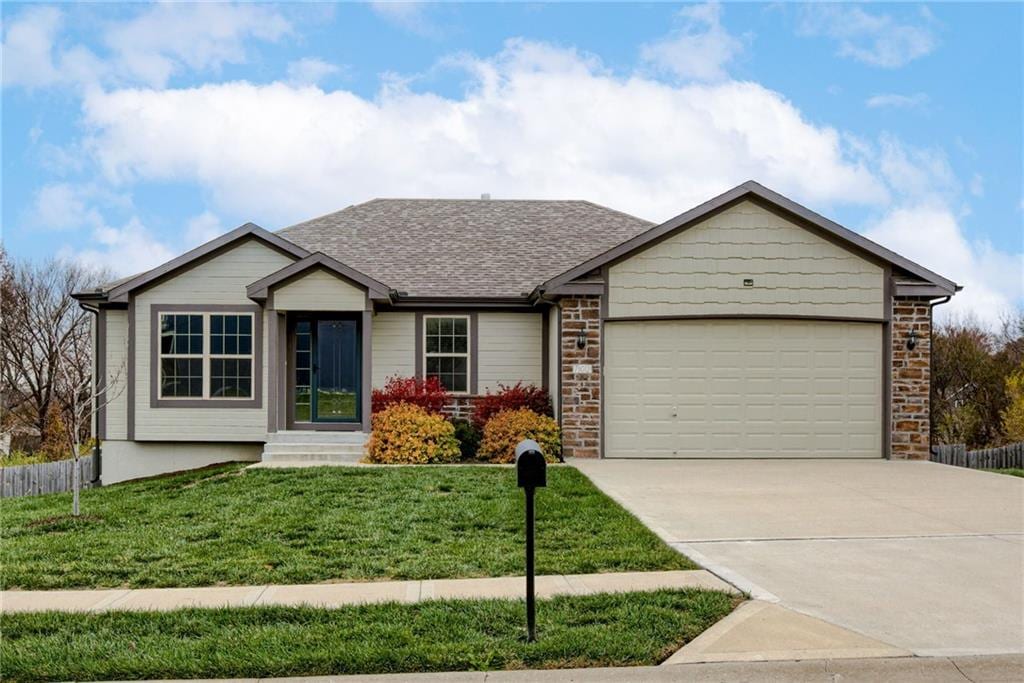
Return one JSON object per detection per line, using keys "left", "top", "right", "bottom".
{"left": 77, "top": 302, "right": 103, "bottom": 486}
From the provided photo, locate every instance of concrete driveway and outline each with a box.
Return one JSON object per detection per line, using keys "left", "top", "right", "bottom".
{"left": 572, "top": 459, "right": 1024, "bottom": 657}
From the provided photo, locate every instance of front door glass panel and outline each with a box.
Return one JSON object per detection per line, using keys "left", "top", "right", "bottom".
{"left": 315, "top": 320, "right": 359, "bottom": 422}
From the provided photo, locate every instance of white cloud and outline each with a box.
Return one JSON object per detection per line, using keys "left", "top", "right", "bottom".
{"left": 25, "top": 183, "right": 101, "bottom": 231}
{"left": 66, "top": 217, "right": 178, "bottom": 275}
{"left": 1, "top": 6, "right": 63, "bottom": 86}
{"left": 864, "top": 205, "right": 1022, "bottom": 324}
{"left": 1, "top": 3, "right": 291, "bottom": 90}
{"left": 370, "top": 2, "right": 440, "bottom": 38}
{"left": 865, "top": 92, "right": 929, "bottom": 109}
{"left": 78, "top": 39, "right": 884, "bottom": 226}
{"left": 640, "top": 2, "right": 744, "bottom": 82}
{"left": 799, "top": 5, "right": 939, "bottom": 68}
{"left": 104, "top": 2, "right": 291, "bottom": 87}
{"left": 184, "top": 211, "right": 227, "bottom": 247}
{"left": 286, "top": 58, "right": 342, "bottom": 86}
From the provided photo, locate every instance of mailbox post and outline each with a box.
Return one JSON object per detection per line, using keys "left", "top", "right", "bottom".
{"left": 515, "top": 439, "right": 547, "bottom": 642}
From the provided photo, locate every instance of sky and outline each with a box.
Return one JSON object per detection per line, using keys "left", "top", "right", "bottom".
{"left": 1, "top": 1, "right": 1021, "bottom": 325}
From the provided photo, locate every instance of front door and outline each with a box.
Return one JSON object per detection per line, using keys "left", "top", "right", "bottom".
{"left": 293, "top": 317, "right": 361, "bottom": 424}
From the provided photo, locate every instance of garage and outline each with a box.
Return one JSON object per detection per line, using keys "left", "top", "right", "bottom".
{"left": 604, "top": 319, "right": 883, "bottom": 459}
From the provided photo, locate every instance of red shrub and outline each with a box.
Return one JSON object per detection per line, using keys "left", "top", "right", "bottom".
{"left": 471, "top": 382, "right": 553, "bottom": 430}
{"left": 372, "top": 376, "right": 451, "bottom": 415}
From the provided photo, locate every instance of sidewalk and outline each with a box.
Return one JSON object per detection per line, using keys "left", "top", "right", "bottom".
{"left": 0, "top": 569, "right": 734, "bottom": 613}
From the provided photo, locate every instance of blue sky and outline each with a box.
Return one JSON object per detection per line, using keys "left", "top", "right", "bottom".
{"left": 2, "top": 2, "right": 1021, "bottom": 323}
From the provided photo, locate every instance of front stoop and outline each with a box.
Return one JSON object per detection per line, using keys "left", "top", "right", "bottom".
{"left": 261, "top": 431, "right": 368, "bottom": 463}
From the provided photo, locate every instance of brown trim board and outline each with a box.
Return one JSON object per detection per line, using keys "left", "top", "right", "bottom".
{"left": 148, "top": 304, "right": 264, "bottom": 409}
{"left": 882, "top": 267, "right": 893, "bottom": 460}
{"left": 127, "top": 298, "right": 135, "bottom": 440}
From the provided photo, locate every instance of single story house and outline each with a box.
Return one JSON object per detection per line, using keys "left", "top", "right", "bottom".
{"left": 73, "top": 181, "right": 959, "bottom": 483}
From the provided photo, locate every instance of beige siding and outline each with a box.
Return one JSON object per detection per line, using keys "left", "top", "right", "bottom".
{"left": 477, "top": 312, "right": 543, "bottom": 393}
{"left": 371, "top": 312, "right": 415, "bottom": 387}
{"left": 548, "top": 305, "right": 559, "bottom": 413}
{"left": 272, "top": 268, "right": 365, "bottom": 311}
{"left": 605, "top": 319, "right": 882, "bottom": 458}
{"left": 608, "top": 200, "right": 884, "bottom": 319}
{"left": 134, "top": 239, "right": 293, "bottom": 441}
{"left": 104, "top": 309, "right": 129, "bottom": 440}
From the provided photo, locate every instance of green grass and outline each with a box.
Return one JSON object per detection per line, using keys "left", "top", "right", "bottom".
{"left": 0, "top": 589, "right": 737, "bottom": 682}
{"left": 986, "top": 468, "right": 1024, "bottom": 478}
{"left": 1, "top": 464, "right": 693, "bottom": 589}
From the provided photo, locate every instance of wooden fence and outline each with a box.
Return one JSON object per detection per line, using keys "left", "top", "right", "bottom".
{"left": 930, "top": 443, "right": 1024, "bottom": 470}
{"left": 1, "top": 455, "right": 95, "bottom": 498}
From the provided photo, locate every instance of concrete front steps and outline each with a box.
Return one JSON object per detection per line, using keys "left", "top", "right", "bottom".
{"left": 261, "top": 430, "right": 368, "bottom": 464}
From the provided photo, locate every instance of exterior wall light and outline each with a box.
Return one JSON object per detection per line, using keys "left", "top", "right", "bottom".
{"left": 577, "top": 330, "right": 587, "bottom": 349}
{"left": 907, "top": 329, "right": 918, "bottom": 351}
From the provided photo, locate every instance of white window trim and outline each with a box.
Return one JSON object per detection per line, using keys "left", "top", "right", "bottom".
{"left": 422, "top": 314, "right": 471, "bottom": 395}
{"left": 158, "top": 312, "right": 255, "bottom": 401}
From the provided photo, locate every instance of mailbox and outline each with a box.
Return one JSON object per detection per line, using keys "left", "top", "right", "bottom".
{"left": 515, "top": 439, "right": 547, "bottom": 489}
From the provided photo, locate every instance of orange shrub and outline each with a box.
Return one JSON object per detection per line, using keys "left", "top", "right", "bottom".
{"left": 478, "top": 408, "right": 561, "bottom": 464}
{"left": 365, "top": 402, "right": 460, "bottom": 464}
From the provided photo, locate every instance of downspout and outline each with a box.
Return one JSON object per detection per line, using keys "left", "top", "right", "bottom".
{"left": 78, "top": 302, "right": 103, "bottom": 485}
{"left": 928, "top": 295, "right": 952, "bottom": 459}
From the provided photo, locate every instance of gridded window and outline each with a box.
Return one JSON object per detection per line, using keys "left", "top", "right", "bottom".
{"left": 159, "top": 314, "right": 204, "bottom": 398}
{"left": 158, "top": 311, "right": 254, "bottom": 400}
{"left": 424, "top": 316, "right": 469, "bottom": 393}
{"left": 294, "top": 320, "right": 312, "bottom": 421}
{"left": 209, "top": 314, "right": 254, "bottom": 398}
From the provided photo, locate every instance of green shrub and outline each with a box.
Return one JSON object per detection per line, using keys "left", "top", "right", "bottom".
{"left": 479, "top": 408, "right": 561, "bottom": 464}
{"left": 451, "top": 419, "right": 480, "bottom": 460}
{"left": 365, "top": 402, "right": 461, "bottom": 464}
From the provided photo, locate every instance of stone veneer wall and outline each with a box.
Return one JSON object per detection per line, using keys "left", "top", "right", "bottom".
{"left": 891, "top": 297, "right": 933, "bottom": 460}
{"left": 560, "top": 296, "right": 602, "bottom": 458}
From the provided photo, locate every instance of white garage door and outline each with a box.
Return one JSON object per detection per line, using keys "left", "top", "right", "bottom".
{"left": 605, "top": 319, "right": 883, "bottom": 458}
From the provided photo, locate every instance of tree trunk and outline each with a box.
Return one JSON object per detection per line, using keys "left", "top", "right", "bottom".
{"left": 72, "top": 454, "right": 80, "bottom": 517}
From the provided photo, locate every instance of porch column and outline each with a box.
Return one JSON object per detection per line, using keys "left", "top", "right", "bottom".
{"left": 362, "top": 308, "right": 373, "bottom": 433}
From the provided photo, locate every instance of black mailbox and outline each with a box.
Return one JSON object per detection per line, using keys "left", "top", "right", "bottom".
{"left": 515, "top": 439, "right": 547, "bottom": 488}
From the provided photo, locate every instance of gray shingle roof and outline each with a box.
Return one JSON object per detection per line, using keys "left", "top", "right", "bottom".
{"left": 277, "top": 199, "right": 654, "bottom": 298}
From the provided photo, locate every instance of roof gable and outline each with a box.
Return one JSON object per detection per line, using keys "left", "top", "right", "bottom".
{"left": 97, "top": 223, "right": 309, "bottom": 303}
{"left": 246, "top": 252, "right": 392, "bottom": 302}
{"left": 540, "top": 181, "right": 959, "bottom": 296}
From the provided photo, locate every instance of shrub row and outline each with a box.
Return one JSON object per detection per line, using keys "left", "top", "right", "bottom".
{"left": 365, "top": 378, "right": 560, "bottom": 464}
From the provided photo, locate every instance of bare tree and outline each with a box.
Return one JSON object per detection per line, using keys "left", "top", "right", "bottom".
{"left": 0, "top": 250, "right": 111, "bottom": 451}
{"left": 59, "top": 359, "right": 124, "bottom": 516}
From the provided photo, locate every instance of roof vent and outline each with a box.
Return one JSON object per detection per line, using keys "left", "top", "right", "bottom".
{"left": 480, "top": 193, "right": 491, "bottom": 200}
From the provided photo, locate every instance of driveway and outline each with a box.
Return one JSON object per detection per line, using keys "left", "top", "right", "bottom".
{"left": 572, "top": 459, "right": 1024, "bottom": 656}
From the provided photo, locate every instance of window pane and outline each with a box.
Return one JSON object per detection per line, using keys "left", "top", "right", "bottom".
{"left": 189, "top": 334, "right": 202, "bottom": 354}
{"left": 225, "top": 336, "right": 237, "bottom": 355}
{"left": 190, "top": 315, "right": 202, "bottom": 333}
{"left": 441, "top": 318, "right": 453, "bottom": 335}
{"left": 239, "top": 335, "right": 252, "bottom": 355}
{"left": 426, "top": 318, "right": 439, "bottom": 335}
{"left": 175, "top": 316, "right": 188, "bottom": 334}
{"left": 453, "top": 336, "right": 467, "bottom": 353}
{"left": 210, "top": 336, "right": 223, "bottom": 355}
{"left": 161, "top": 316, "right": 174, "bottom": 334}
{"left": 239, "top": 316, "right": 252, "bottom": 334}
{"left": 225, "top": 315, "right": 237, "bottom": 334}
{"left": 210, "top": 357, "right": 253, "bottom": 398}
{"left": 161, "top": 333, "right": 173, "bottom": 354}
{"left": 211, "top": 315, "right": 223, "bottom": 334}
{"left": 160, "top": 357, "right": 202, "bottom": 397}
{"left": 454, "top": 318, "right": 467, "bottom": 335}
{"left": 426, "top": 336, "right": 439, "bottom": 353}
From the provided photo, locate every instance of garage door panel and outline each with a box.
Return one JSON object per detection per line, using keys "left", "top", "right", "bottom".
{"left": 605, "top": 319, "right": 882, "bottom": 459}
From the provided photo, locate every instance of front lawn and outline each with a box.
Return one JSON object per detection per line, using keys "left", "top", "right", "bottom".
{"left": 1, "top": 464, "right": 693, "bottom": 589}
{"left": 0, "top": 589, "right": 737, "bottom": 682}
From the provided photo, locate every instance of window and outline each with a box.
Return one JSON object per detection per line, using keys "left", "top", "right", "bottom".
{"left": 424, "top": 315, "right": 469, "bottom": 393}
{"left": 159, "top": 314, "right": 203, "bottom": 397}
{"left": 158, "top": 312, "right": 255, "bottom": 400}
